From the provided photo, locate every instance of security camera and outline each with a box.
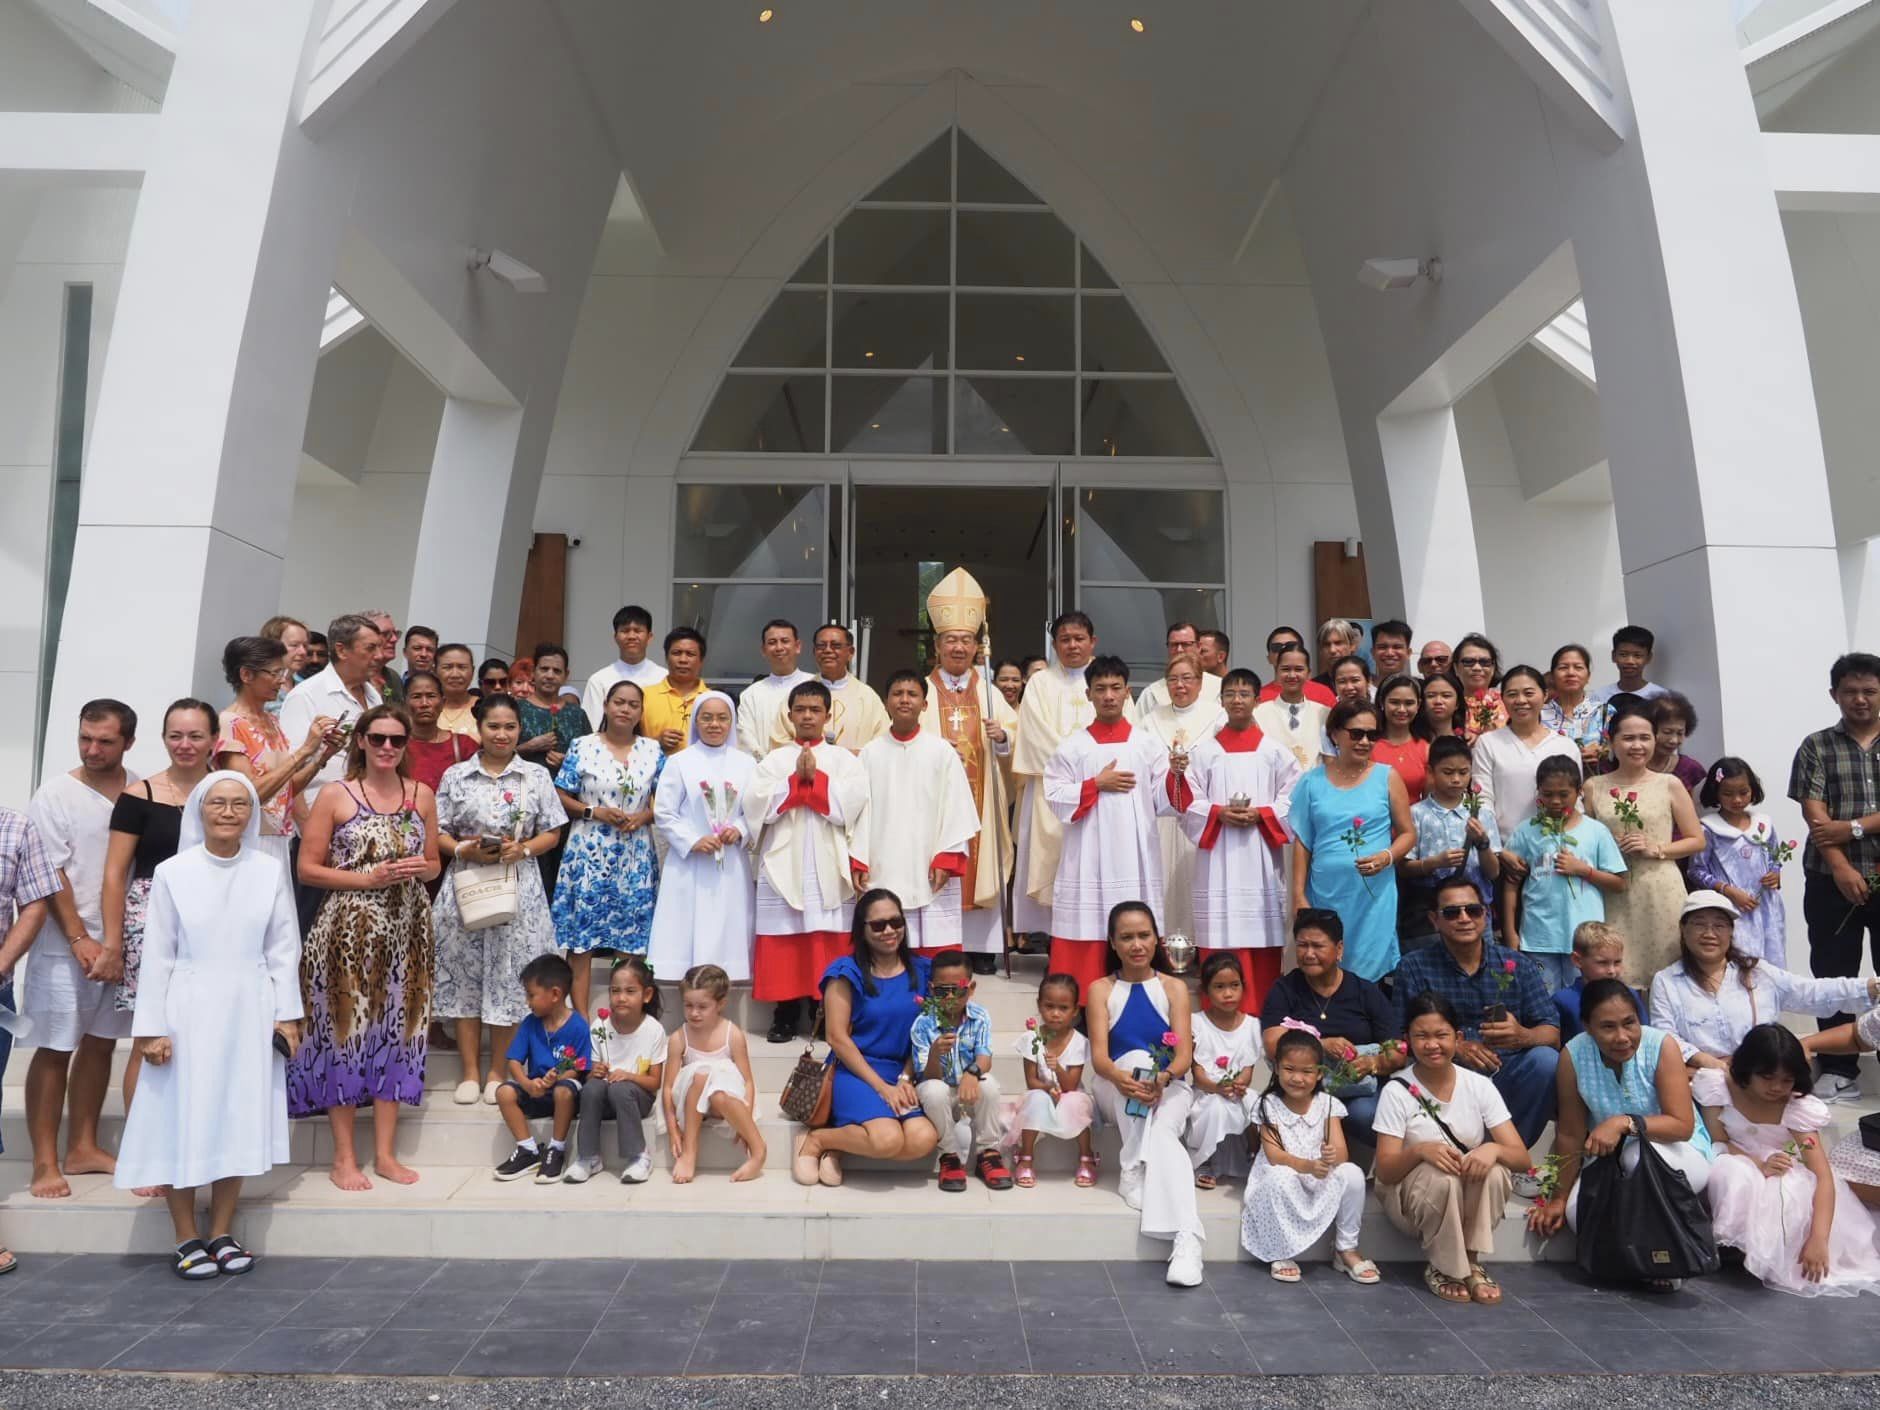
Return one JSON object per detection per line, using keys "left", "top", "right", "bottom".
{"left": 469, "top": 248, "right": 549, "bottom": 295}
{"left": 1357, "top": 257, "right": 1441, "bottom": 292}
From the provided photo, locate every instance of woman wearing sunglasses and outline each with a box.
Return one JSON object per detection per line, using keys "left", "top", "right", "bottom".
{"left": 290, "top": 703, "right": 440, "bottom": 1193}
{"left": 792, "top": 888, "right": 939, "bottom": 1187}
{"left": 1286, "top": 700, "right": 1416, "bottom": 982}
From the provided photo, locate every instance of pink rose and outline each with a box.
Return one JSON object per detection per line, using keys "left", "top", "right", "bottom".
{"left": 1407, "top": 1083, "right": 1424, "bottom": 1099}
{"left": 1351, "top": 817, "right": 1366, "bottom": 829}
{"left": 1215, "top": 1056, "right": 1230, "bottom": 1069}
{"left": 1503, "top": 959, "right": 1517, "bottom": 973}
{"left": 503, "top": 790, "right": 516, "bottom": 804}
{"left": 1609, "top": 788, "right": 1620, "bottom": 799}
{"left": 1160, "top": 1030, "right": 1179, "bottom": 1047}
{"left": 1025, "top": 1016, "right": 1038, "bottom": 1031}
{"left": 1626, "top": 791, "right": 1638, "bottom": 803}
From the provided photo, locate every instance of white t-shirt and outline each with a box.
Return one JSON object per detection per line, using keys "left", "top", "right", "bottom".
{"left": 1372, "top": 1067, "right": 1511, "bottom": 1149}
{"left": 1012, "top": 1026, "right": 1090, "bottom": 1072}
{"left": 595, "top": 1015, "right": 669, "bottom": 1073}
{"left": 26, "top": 770, "right": 138, "bottom": 940}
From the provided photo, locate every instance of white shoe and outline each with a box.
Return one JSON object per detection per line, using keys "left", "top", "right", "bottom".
{"left": 1818, "top": 1073, "right": 1861, "bottom": 1103}
{"left": 482, "top": 1079, "right": 501, "bottom": 1105}
{"left": 1119, "top": 1164, "right": 1144, "bottom": 1211}
{"left": 1166, "top": 1232, "right": 1205, "bottom": 1287}
{"left": 565, "top": 1155, "right": 603, "bottom": 1185}
{"left": 453, "top": 1080, "right": 480, "bottom": 1105}
{"left": 621, "top": 1154, "right": 653, "bottom": 1184}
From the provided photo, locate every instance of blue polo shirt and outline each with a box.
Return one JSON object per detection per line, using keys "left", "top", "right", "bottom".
{"left": 507, "top": 1010, "right": 593, "bottom": 1080}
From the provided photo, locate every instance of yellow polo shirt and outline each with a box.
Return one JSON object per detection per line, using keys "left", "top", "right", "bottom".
{"left": 642, "top": 678, "right": 709, "bottom": 750}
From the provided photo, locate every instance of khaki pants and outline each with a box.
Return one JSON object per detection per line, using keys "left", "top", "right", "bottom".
{"left": 1380, "top": 1161, "right": 1512, "bottom": 1281}
{"left": 917, "top": 1077, "right": 1004, "bottom": 1158}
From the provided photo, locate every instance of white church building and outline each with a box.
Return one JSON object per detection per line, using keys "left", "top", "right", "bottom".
{"left": 7, "top": 0, "right": 1880, "bottom": 808}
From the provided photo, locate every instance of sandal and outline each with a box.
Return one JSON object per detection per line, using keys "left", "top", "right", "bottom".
{"left": 1336, "top": 1254, "right": 1382, "bottom": 1285}
{"left": 0, "top": 1249, "right": 16, "bottom": 1277}
{"left": 1074, "top": 1154, "right": 1099, "bottom": 1189}
{"left": 1269, "top": 1260, "right": 1303, "bottom": 1283}
{"left": 1194, "top": 1172, "right": 1217, "bottom": 1190}
{"left": 1014, "top": 1156, "right": 1036, "bottom": 1188}
{"left": 1422, "top": 1263, "right": 1472, "bottom": 1304}
{"left": 1465, "top": 1263, "right": 1502, "bottom": 1305}
{"left": 172, "top": 1240, "right": 218, "bottom": 1281}
{"left": 206, "top": 1235, "right": 255, "bottom": 1275}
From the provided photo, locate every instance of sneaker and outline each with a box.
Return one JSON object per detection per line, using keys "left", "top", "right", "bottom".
{"left": 937, "top": 1153, "right": 969, "bottom": 1192}
{"left": 1818, "top": 1073, "right": 1861, "bottom": 1103}
{"left": 494, "top": 1144, "right": 542, "bottom": 1181}
{"left": 1119, "top": 1163, "right": 1145, "bottom": 1211}
{"left": 975, "top": 1148, "right": 1014, "bottom": 1190}
{"left": 535, "top": 1146, "right": 568, "bottom": 1184}
{"left": 1166, "top": 1232, "right": 1205, "bottom": 1287}
{"left": 621, "top": 1154, "right": 653, "bottom": 1184}
{"left": 564, "top": 1154, "right": 603, "bottom": 1184}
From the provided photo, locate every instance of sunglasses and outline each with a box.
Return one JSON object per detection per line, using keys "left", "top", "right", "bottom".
{"left": 1341, "top": 727, "right": 1378, "bottom": 742}
{"left": 364, "top": 732, "right": 408, "bottom": 748}
{"left": 865, "top": 916, "right": 907, "bottom": 934}
{"left": 1438, "top": 903, "right": 1487, "bottom": 920}
{"left": 1457, "top": 657, "right": 1494, "bottom": 669}
{"left": 929, "top": 984, "right": 967, "bottom": 997}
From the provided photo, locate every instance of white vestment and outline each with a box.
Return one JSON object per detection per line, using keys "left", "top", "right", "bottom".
{"left": 735, "top": 670, "right": 815, "bottom": 758}
{"left": 860, "top": 728, "right": 981, "bottom": 950}
{"left": 581, "top": 657, "right": 668, "bottom": 727}
{"left": 1251, "top": 696, "right": 1330, "bottom": 772}
{"left": 1177, "top": 726, "right": 1300, "bottom": 951}
{"left": 1043, "top": 722, "right": 1169, "bottom": 941}
{"left": 745, "top": 740, "right": 869, "bottom": 934}
{"left": 647, "top": 730, "right": 757, "bottom": 983}
{"left": 1141, "top": 698, "right": 1228, "bottom": 940}
{"left": 1138, "top": 671, "right": 1223, "bottom": 715}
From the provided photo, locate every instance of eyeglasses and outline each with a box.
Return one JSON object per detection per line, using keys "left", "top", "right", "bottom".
{"left": 1438, "top": 903, "right": 1487, "bottom": 920}
{"left": 929, "top": 984, "right": 967, "bottom": 996}
{"left": 202, "top": 798, "right": 253, "bottom": 814}
{"left": 364, "top": 732, "right": 408, "bottom": 748}
{"left": 865, "top": 916, "right": 907, "bottom": 934}
{"left": 1341, "top": 727, "right": 1378, "bottom": 742}
{"left": 483, "top": 677, "right": 510, "bottom": 691}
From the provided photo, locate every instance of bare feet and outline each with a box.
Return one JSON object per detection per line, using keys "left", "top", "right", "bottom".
{"left": 732, "top": 1147, "right": 766, "bottom": 1182}
{"left": 131, "top": 1186, "right": 167, "bottom": 1199}
{"left": 672, "top": 1151, "right": 698, "bottom": 1185}
{"left": 63, "top": 1146, "right": 116, "bottom": 1177}
{"left": 329, "top": 1161, "right": 374, "bottom": 1192}
{"left": 373, "top": 1159, "right": 420, "bottom": 1186}
{"left": 30, "top": 1166, "right": 71, "bottom": 1200}
{"left": 818, "top": 1152, "right": 844, "bottom": 1187}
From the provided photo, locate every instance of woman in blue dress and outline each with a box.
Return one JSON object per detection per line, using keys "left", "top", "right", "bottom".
{"left": 791, "top": 888, "right": 939, "bottom": 1186}
{"left": 552, "top": 680, "right": 664, "bottom": 1016}
{"left": 1288, "top": 700, "right": 1416, "bottom": 982}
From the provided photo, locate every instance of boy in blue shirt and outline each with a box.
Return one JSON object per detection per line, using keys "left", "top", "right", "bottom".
{"left": 1553, "top": 920, "right": 1647, "bottom": 1041}
{"left": 493, "top": 954, "right": 592, "bottom": 1184}
{"left": 912, "top": 951, "right": 1010, "bottom": 1192}
{"left": 1402, "top": 735, "right": 1502, "bottom": 952}
{"left": 1500, "top": 756, "right": 1627, "bottom": 994}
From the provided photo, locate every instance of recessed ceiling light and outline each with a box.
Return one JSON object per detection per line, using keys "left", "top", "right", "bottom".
{"left": 759, "top": 7, "right": 774, "bottom": 21}
{"left": 1014, "top": 354, "right": 1025, "bottom": 363}
{"left": 1129, "top": 17, "right": 1145, "bottom": 33}
{"left": 870, "top": 423, "right": 881, "bottom": 429}
{"left": 864, "top": 350, "right": 874, "bottom": 359}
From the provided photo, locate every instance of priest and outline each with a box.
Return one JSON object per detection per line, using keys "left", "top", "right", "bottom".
{"left": 745, "top": 680, "right": 871, "bottom": 1043}
{"left": 735, "top": 619, "right": 814, "bottom": 757}
{"left": 858, "top": 671, "right": 980, "bottom": 951}
{"left": 807, "top": 623, "right": 889, "bottom": 752}
{"left": 1136, "top": 622, "right": 1224, "bottom": 714}
{"left": 1043, "top": 654, "right": 1168, "bottom": 994}
{"left": 1140, "top": 653, "right": 1226, "bottom": 940}
{"left": 919, "top": 568, "right": 1017, "bottom": 970}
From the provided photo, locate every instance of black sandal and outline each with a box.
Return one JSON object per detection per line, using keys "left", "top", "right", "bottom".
{"left": 173, "top": 1239, "right": 218, "bottom": 1281}
{"left": 205, "top": 1235, "right": 254, "bottom": 1275}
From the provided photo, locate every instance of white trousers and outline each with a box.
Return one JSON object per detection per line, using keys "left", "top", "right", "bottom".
{"left": 1093, "top": 1071, "right": 1203, "bottom": 1243}
{"left": 1565, "top": 1139, "right": 1713, "bottom": 1231}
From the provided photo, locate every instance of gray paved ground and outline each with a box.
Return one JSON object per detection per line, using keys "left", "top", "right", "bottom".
{"left": 1, "top": 1253, "right": 1877, "bottom": 1380}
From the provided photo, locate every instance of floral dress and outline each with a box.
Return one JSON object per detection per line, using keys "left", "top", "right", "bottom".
{"left": 551, "top": 735, "right": 664, "bottom": 955}
{"left": 1462, "top": 688, "right": 1506, "bottom": 744}
{"left": 1688, "top": 811, "right": 1790, "bottom": 966}
{"left": 432, "top": 755, "right": 567, "bottom": 1026}
{"left": 1240, "top": 1091, "right": 1351, "bottom": 1261}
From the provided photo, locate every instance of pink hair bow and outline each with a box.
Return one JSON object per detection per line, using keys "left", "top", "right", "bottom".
{"left": 1279, "top": 1017, "right": 1322, "bottom": 1038}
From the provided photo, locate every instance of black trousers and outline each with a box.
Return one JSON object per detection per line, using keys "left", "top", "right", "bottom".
{"left": 1803, "top": 869, "right": 1880, "bottom": 1079}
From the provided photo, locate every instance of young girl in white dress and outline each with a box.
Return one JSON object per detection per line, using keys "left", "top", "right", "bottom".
{"left": 647, "top": 693, "right": 756, "bottom": 983}
{"left": 1185, "top": 954, "right": 1262, "bottom": 1187}
{"left": 662, "top": 963, "right": 764, "bottom": 1184}
{"left": 1239, "top": 1023, "right": 1378, "bottom": 1285}
{"left": 1694, "top": 1023, "right": 1880, "bottom": 1298}
{"left": 1002, "top": 972, "right": 1097, "bottom": 1188}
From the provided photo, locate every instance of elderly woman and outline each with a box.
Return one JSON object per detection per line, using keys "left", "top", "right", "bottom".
{"left": 1143, "top": 654, "right": 1224, "bottom": 940}
{"left": 114, "top": 773, "right": 302, "bottom": 1279}
{"left": 1259, "top": 908, "right": 1402, "bottom": 1147}
{"left": 793, "top": 888, "right": 939, "bottom": 1188}
{"left": 1650, "top": 890, "right": 1880, "bottom": 1070}
{"left": 1528, "top": 977, "right": 1712, "bottom": 1288}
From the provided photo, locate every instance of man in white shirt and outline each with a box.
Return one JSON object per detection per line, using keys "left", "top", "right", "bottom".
{"left": 23, "top": 699, "right": 139, "bottom": 1199}
{"left": 581, "top": 604, "right": 668, "bottom": 724}
{"left": 735, "top": 619, "right": 814, "bottom": 757}
{"left": 807, "top": 623, "right": 889, "bottom": 752}
{"left": 1137, "top": 622, "right": 1224, "bottom": 715}
{"left": 279, "top": 613, "right": 380, "bottom": 807}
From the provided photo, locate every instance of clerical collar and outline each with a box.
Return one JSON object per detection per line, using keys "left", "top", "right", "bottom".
{"left": 821, "top": 674, "right": 851, "bottom": 690}
{"left": 766, "top": 671, "right": 806, "bottom": 688}
{"left": 1057, "top": 662, "right": 1088, "bottom": 680}
{"left": 890, "top": 724, "right": 920, "bottom": 741}
{"left": 939, "top": 669, "right": 974, "bottom": 691}
{"left": 1088, "top": 718, "right": 1131, "bottom": 744}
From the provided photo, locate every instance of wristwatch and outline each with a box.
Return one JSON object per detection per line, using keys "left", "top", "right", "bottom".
{"left": 1853, "top": 820, "right": 1866, "bottom": 842}
{"left": 582, "top": 805, "right": 594, "bottom": 821}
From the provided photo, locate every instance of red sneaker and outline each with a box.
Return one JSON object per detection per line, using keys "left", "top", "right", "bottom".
{"left": 975, "top": 1149, "right": 1014, "bottom": 1190}
{"left": 937, "top": 1154, "right": 968, "bottom": 1192}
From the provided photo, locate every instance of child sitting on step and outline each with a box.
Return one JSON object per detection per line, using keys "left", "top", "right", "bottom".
{"left": 1002, "top": 972, "right": 1097, "bottom": 1188}
{"left": 1185, "top": 954, "right": 1262, "bottom": 1187}
{"left": 911, "top": 950, "right": 1011, "bottom": 1192}
{"left": 568, "top": 956, "right": 667, "bottom": 1185}
{"left": 662, "top": 964, "right": 765, "bottom": 1183}
{"left": 493, "top": 954, "right": 591, "bottom": 1185}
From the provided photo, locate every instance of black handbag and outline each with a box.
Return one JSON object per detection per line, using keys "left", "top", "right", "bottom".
{"left": 1860, "top": 1111, "right": 1879, "bottom": 1153}
{"left": 1574, "top": 1116, "right": 1719, "bottom": 1284}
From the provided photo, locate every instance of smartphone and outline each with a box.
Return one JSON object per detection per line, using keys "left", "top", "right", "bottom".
{"left": 1124, "top": 1064, "right": 1156, "bottom": 1118}
{"left": 478, "top": 834, "right": 504, "bottom": 853}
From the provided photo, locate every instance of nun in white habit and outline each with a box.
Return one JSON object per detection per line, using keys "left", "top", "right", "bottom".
{"left": 114, "top": 771, "right": 303, "bottom": 1279}
{"left": 647, "top": 691, "right": 757, "bottom": 983}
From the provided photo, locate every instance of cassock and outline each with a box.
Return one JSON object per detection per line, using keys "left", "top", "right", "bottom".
{"left": 1137, "top": 671, "right": 1223, "bottom": 715}
{"left": 1141, "top": 697, "right": 1228, "bottom": 940}
{"left": 1011, "top": 664, "right": 1138, "bottom": 934}
{"left": 812, "top": 675, "right": 891, "bottom": 753}
{"left": 744, "top": 740, "right": 870, "bottom": 1002}
{"left": 735, "top": 670, "right": 814, "bottom": 757}
{"left": 647, "top": 692, "right": 757, "bottom": 983}
{"left": 859, "top": 727, "right": 980, "bottom": 951}
{"left": 919, "top": 668, "right": 1017, "bottom": 954}
{"left": 1251, "top": 696, "right": 1329, "bottom": 773}
{"left": 1043, "top": 719, "right": 1168, "bottom": 995}
{"left": 1172, "top": 722, "right": 1300, "bottom": 1004}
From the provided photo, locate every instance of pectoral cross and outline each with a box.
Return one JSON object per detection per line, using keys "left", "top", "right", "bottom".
{"left": 947, "top": 706, "right": 969, "bottom": 734}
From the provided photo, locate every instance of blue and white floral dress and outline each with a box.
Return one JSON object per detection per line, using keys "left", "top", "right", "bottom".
{"left": 551, "top": 734, "right": 665, "bottom": 955}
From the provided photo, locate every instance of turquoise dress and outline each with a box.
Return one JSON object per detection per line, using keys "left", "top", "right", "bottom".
{"left": 1566, "top": 1026, "right": 1713, "bottom": 1160}
{"left": 1289, "top": 764, "right": 1398, "bottom": 981}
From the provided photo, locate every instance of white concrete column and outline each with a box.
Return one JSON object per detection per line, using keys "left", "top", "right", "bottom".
{"left": 41, "top": 0, "right": 346, "bottom": 777}
{"left": 1375, "top": 407, "right": 1488, "bottom": 639}
{"left": 1564, "top": 0, "right": 1844, "bottom": 785}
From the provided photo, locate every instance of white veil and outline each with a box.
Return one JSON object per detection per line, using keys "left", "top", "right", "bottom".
{"left": 177, "top": 769, "right": 264, "bottom": 854}
{"left": 685, "top": 690, "right": 740, "bottom": 756}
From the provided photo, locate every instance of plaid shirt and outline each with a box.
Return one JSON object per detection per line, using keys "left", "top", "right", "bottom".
{"left": 1788, "top": 720, "right": 1880, "bottom": 875}
{"left": 1392, "top": 938, "right": 1555, "bottom": 1043}
{"left": 0, "top": 807, "right": 60, "bottom": 926}
{"left": 911, "top": 1000, "right": 993, "bottom": 1087}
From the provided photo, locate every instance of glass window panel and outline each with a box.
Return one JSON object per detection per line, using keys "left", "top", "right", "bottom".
{"left": 732, "top": 291, "right": 826, "bottom": 368}
{"left": 955, "top": 293, "right": 1073, "bottom": 371}
{"left": 673, "top": 483, "right": 826, "bottom": 579}
{"left": 1075, "top": 587, "right": 1225, "bottom": 685}
{"left": 37, "top": 283, "right": 92, "bottom": 764}
{"left": 831, "top": 375, "right": 946, "bottom": 454}
{"left": 835, "top": 208, "right": 949, "bottom": 285}
{"left": 1080, "top": 378, "right": 1210, "bottom": 458}
{"left": 690, "top": 374, "right": 825, "bottom": 453}
{"left": 1081, "top": 296, "right": 1167, "bottom": 373}
{"left": 957, "top": 133, "right": 1040, "bottom": 204}
{"left": 1081, "top": 245, "right": 1117, "bottom": 290}
{"left": 955, "top": 376, "right": 1072, "bottom": 456}
{"left": 864, "top": 133, "right": 950, "bottom": 202}
{"left": 832, "top": 291, "right": 947, "bottom": 369}
{"left": 789, "top": 239, "right": 827, "bottom": 285}
{"left": 674, "top": 583, "right": 828, "bottom": 685}
{"left": 1076, "top": 488, "right": 1226, "bottom": 584}
{"left": 957, "top": 211, "right": 1073, "bottom": 288}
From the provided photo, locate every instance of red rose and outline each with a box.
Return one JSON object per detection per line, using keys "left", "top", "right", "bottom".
{"left": 1626, "top": 791, "right": 1638, "bottom": 803}
{"left": 1215, "top": 1055, "right": 1230, "bottom": 1069}
{"left": 1503, "top": 959, "right": 1517, "bottom": 973}
{"left": 1609, "top": 788, "right": 1620, "bottom": 798}
{"left": 596, "top": 1008, "right": 610, "bottom": 1021}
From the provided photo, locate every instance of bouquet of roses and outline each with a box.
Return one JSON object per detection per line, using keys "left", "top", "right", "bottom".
{"left": 550, "top": 1044, "right": 590, "bottom": 1078}
{"left": 1752, "top": 822, "right": 1798, "bottom": 867}
{"left": 1524, "top": 1152, "right": 1566, "bottom": 1200}
{"left": 1607, "top": 787, "right": 1644, "bottom": 831}
{"left": 1460, "top": 782, "right": 1485, "bottom": 820}
{"left": 699, "top": 781, "right": 741, "bottom": 868}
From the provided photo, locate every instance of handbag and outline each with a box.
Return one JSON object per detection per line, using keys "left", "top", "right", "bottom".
{"left": 1575, "top": 1115, "right": 1719, "bottom": 1284}
{"left": 1860, "top": 1111, "right": 1879, "bottom": 1153}
{"left": 454, "top": 854, "right": 520, "bottom": 931}
{"left": 777, "top": 1008, "right": 832, "bottom": 1128}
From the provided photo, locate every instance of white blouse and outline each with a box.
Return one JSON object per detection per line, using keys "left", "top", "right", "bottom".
{"left": 1648, "top": 961, "right": 1874, "bottom": 1060}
